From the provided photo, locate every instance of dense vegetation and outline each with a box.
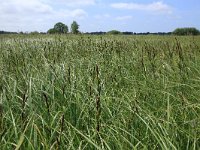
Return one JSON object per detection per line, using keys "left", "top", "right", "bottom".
{"left": 70, "top": 21, "right": 80, "bottom": 34}
{"left": 0, "top": 31, "right": 18, "bottom": 34}
{"left": 173, "top": 28, "right": 200, "bottom": 36}
{"left": 47, "top": 22, "right": 68, "bottom": 34}
{"left": 47, "top": 21, "right": 80, "bottom": 34}
{"left": 1, "top": 26, "right": 199, "bottom": 36}
{"left": 0, "top": 34, "right": 200, "bottom": 149}
{"left": 107, "top": 30, "right": 121, "bottom": 35}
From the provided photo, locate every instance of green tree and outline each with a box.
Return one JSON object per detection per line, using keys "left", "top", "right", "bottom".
{"left": 47, "top": 28, "right": 57, "bottom": 34}
{"left": 173, "top": 27, "right": 199, "bottom": 36}
{"left": 107, "top": 30, "right": 121, "bottom": 35}
{"left": 54, "top": 22, "right": 68, "bottom": 34}
{"left": 71, "top": 21, "right": 79, "bottom": 34}
{"left": 30, "top": 31, "right": 39, "bottom": 35}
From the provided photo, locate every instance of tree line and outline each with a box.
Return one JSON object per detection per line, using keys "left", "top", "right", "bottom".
{"left": 173, "top": 27, "right": 199, "bottom": 36}
{"left": 0, "top": 22, "right": 199, "bottom": 36}
{"left": 47, "top": 21, "right": 79, "bottom": 34}
{"left": 46, "top": 26, "right": 200, "bottom": 35}
{"left": 0, "top": 31, "right": 18, "bottom": 34}
{"left": 85, "top": 28, "right": 199, "bottom": 36}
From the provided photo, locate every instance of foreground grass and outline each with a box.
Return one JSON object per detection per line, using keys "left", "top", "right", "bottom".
{"left": 0, "top": 34, "right": 200, "bottom": 149}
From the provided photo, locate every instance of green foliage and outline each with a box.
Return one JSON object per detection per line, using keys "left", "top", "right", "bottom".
{"left": 54, "top": 22, "right": 68, "bottom": 33}
{"left": 54, "top": 22, "right": 68, "bottom": 34}
{"left": 173, "top": 27, "right": 200, "bottom": 35}
{"left": 47, "top": 28, "right": 57, "bottom": 34}
{"left": 71, "top": 21, "right": 79, "bottom": 34}
{"left": 30, "top": 31, "right": 39, "bottom": 35}
{"left": 0, "top": 34, "right": 200, "bottom": 149}
{"left": 48, "top": 22, "right": 68, "bottom": 34}
{"left": 107, "top": 30, "right": 121, "bottom": 35}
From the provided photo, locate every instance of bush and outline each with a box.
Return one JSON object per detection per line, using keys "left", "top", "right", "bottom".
{"left": 47, "top": 22, "right": 68, "bottom": 34}
{"left": 30, "top": 31, "right": 39, "bottom": 35}
{"left": 47, "top": 28, "right": 57, "bottom": 34}
{"left": 107, "top": 30, "right": 121, "bottom": 35}
{"left": 54, "top": 22, "right": 68, "bottom": 34}
{"left": 173, "top": 27, "right": 200, "bottom": 36}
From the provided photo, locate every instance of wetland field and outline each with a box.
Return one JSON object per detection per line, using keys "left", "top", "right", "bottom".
{"left": 0, "top": 34, "right": 200, "bottom": 149}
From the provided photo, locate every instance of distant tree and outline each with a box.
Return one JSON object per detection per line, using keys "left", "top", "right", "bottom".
{"left": 47, "top": 22, "right": 68, "bottom": 34}
{"left": 173, "top": 27, "right": 200, "bottom": 36}
{"left": 86, "top": 31, "right": 106, "bottom": 35}
{"left": 122, "top": 32, "right": 133, "bottom": 35}
{"left": 0, "top": 31, "right": 18, "bottom": 34}
{"left": 30, "top": 31, "right": 39, "bottom": 35}
{"left": 107, "top": 30, "right": 121, "bottom": 35}
{"left": 40, "top": 32, "right": 46, "bottom": 34}
{"left": 47, "top": 28, "right": 57, "bottom": 34}
{"left": 54, "top": 22, "right": 68, "bottom": 34}
{"left": 71, "top": 21, "right": 79, "bottom": 34}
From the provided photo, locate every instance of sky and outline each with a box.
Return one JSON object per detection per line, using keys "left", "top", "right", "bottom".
{"left": 0, "top": 0, "right": 200, "bottom": 32}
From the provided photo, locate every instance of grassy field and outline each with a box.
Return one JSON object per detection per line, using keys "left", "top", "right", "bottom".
{"left": 0, "top": 34, "right": 200, "bottom": 149}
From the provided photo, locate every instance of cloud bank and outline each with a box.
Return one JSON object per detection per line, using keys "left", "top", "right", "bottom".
{"left": 111, "top": 1, "right": 172, "bottom": 14}
{"left": 0, "top": 0, "right": 89, "bottom": 31}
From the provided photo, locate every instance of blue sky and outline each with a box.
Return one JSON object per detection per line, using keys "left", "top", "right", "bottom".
{"left": 0, "top": 0, "right": 200, "bottom": 32}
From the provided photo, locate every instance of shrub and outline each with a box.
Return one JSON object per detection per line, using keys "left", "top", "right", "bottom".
{"left": 173, "top": 27, "right": 200, "bottom": 35}
{"left": 107, "top": 30, "right": 121, "bottom": 35}
{"left": 47, "top": 28, "right": 57, "bottom": 34}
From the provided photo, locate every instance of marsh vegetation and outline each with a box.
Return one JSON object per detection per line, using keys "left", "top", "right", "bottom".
{"left": 0, "top": 34, "right": 200, "bottom": 149}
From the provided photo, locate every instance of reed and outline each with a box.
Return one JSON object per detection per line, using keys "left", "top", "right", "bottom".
{"left": 0, "top": 34, "right": 199, "bottom": 149}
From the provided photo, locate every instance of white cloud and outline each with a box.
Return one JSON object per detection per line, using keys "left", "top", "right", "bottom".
{"left": 48, "top": 0, "right": 96, "bottom": 6}
{"left": 1, "top": 0, "right": 53, "bottom": 14}
{"left": 70, "top": 9, "right": 88, "bottom": 18}
{"left": 52, "top": 9, "right": 88, "bottom": 20}
{"left": 111, "top": 1, "right": 172, "bottom": 14}
{"left": 115, "top": 16, "right": 133, "bottom": 21}
{"left": 0, "top": 0, "right": 88, "bottom": 31}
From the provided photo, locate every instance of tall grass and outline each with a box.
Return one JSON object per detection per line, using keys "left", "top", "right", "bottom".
{"left": 0, "top": 34, "right": 200, "bottom": 149}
